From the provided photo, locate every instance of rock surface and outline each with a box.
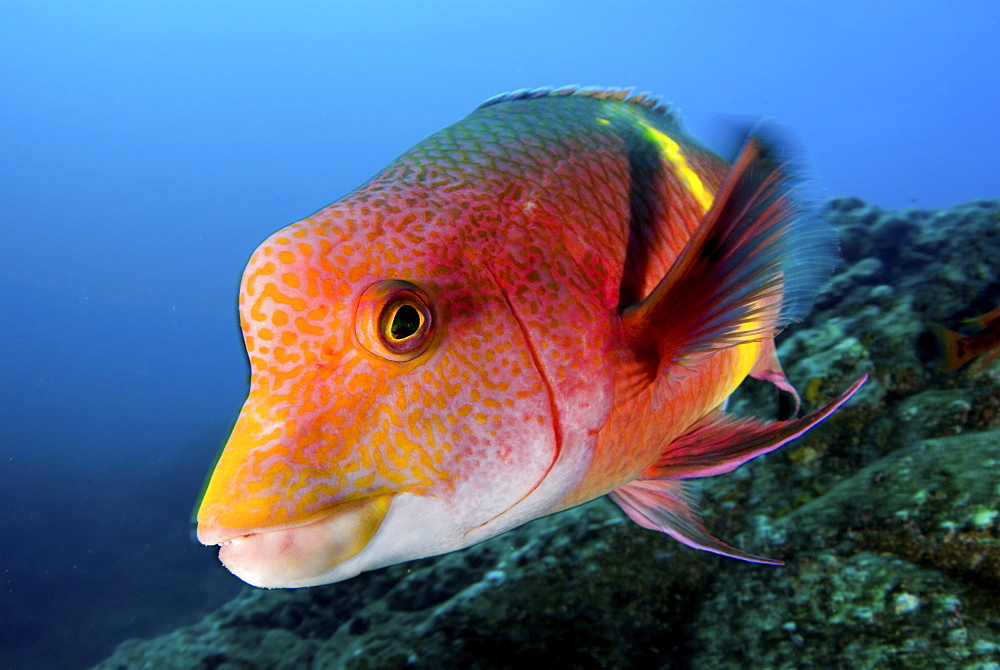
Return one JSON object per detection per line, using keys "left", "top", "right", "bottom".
{"left": 96, "top": 199, "right": 1000, "bottom": 670}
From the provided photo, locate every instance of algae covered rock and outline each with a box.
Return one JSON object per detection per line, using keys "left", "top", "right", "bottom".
{"left": 96, "top": 199, "right": 1000, "bottom": 669}
{"left": 693, "top": 429, "right": 1000, "bottom": 669}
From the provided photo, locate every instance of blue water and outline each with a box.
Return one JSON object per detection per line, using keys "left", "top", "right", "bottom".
{"left": 1, "top": 2, "right": 998, "bottom": 667}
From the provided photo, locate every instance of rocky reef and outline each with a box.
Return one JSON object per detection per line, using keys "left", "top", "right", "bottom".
{"left": 96, "top": 198, "right": 1000, "bottom": 670}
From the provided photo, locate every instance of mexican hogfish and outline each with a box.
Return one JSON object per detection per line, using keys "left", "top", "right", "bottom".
{"left": 196, "top": 87, "right": 865, "bottom": 588}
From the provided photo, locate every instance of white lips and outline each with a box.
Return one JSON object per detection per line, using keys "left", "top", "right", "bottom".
{"left": 206, "top": 494, "right": 393, "bottom": 588}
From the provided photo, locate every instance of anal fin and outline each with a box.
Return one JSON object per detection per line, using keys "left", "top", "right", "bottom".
{"left": 649, "top": 375, "right": 865, "bottom": 480}
{"left": 610, "top": 375, "right": 867, "bottom": 563}
{"left": 750, "top": 337, "right": 801, "bottom": 416}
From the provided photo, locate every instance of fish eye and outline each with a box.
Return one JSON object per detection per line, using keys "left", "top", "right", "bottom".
{"left": 387, "top": 303, "right": 422, "bottom": 341}
{"left": 356, "top": 280, "right": 435, "bottom": 361}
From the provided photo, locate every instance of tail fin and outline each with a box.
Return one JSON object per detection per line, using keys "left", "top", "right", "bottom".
{"left": 933, "top": 324, "right": 973, "bottom": 371}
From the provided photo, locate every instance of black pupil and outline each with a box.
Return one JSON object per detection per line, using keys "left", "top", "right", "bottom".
{"left": 389, "top": 304, "right": 421, "bottom": 340}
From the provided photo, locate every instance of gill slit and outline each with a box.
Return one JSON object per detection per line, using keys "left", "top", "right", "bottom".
{"left": 469, "top": 263, "right": 563, "bottom": 534}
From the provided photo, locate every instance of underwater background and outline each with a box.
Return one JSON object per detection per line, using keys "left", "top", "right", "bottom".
{"left": 2, "top": 2, "right": 999, "bottom": 668}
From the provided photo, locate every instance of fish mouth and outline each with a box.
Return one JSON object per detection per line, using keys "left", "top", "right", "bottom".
{"left": 197, "top": 494, "right": 394, "bottom": 588}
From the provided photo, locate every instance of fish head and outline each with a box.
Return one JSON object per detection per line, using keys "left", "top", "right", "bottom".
{"left": 195, "top": 207, "right": 560, "bottom": 587}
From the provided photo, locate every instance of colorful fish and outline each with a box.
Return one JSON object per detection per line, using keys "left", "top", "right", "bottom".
{"left": 935, "top": 305, "right": 1000, "bottom": 371}
{"left": 196, "top": 87, "right": 866, "bottom": 588}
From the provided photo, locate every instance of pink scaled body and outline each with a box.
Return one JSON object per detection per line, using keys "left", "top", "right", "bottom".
{"left": 196, "top": 87, "right": 864, "bottom": 587}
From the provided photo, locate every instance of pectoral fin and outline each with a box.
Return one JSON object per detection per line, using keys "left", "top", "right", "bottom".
{"left": 620, "top": 135, "right": 836, "bottom": 373}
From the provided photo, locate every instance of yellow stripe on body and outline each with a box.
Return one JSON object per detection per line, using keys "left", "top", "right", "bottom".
{"left": 634, "top": 119, "right": 767, "bottom": 399}
{"left": 636, "top": 120, "right": 714, "bottom": 213}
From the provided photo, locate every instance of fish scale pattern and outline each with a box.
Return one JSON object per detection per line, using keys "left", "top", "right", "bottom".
{"left": 197, "top": 89, "right": 796, "bottom": 566}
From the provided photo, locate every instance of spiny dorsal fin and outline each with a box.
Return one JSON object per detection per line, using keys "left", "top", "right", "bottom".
{"left": 478, "top": 85, "right": 675, "bottom": 119}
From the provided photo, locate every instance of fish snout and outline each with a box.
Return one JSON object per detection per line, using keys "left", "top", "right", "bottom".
{"left": 199, "top": 493, "right": 394, "bottom": 588}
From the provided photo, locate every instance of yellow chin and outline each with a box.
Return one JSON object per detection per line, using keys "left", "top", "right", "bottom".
{"left": 207, "top": 494, "right": 393, "bottom": 588}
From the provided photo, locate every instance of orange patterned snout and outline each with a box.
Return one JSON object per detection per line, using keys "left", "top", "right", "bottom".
{"left": 197, "top": 202, "right": 559, "bottom": 547}
{"left": 197, "top": 223, "right": 454, "bottom": 538}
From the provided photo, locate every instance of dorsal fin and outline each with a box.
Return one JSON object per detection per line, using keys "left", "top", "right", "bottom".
{"left": 478, "top": 85, "right": 676, "bottom": 120}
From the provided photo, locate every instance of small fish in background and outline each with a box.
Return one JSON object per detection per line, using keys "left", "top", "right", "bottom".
{"left": 195, "top": 86, "right": 866, "bottom": 588}
{"left": 934, "top": 305, "right": 1000, "bottom": 371}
